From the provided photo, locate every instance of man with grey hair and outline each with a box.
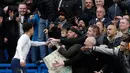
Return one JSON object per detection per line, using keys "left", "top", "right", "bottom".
{"left": 81, "top": 36, "right": 96, "bottom": 50}
{"left": 83, "top": 33, "right": 130, "bottom": 73}
{"left": 119, "top": 18, "right": 130, "bottom": 35}
{"left": 89, "top": 7, "right": 111, "bottom": 27}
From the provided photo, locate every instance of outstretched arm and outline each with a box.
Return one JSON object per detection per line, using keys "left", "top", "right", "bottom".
{"left": 92, "top": 45, "right": 119, "bottom": 56}
{"left": 31, "top": 41, "right": 48, "bottom": 46}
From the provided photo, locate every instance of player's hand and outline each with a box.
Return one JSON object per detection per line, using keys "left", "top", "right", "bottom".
{"left": 3, "top": 6, "right": 8, "bottom": 13}
{"left": 20, "top": 62, "right": 26, "bottom": 67}
{"left": 45, "top": 40, "right": 51, "bottom": 45}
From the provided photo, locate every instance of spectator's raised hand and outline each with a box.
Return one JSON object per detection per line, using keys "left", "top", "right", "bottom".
{"left": 74, "top": 16, "right": 79, "bottom": 25}
{"left": 3, "top": 6, "right": 8, "bottom": 13}
{"left": 57, "top": 24, "right": 62, "bottom": 29}
{"left": 16, "top": 16, "right": 21, "bottom": 22}
{"left": 29, "top": 15, "right": 34, "bottom": 20}
{"left": 94, "top": 70, "right": 103, "bottom": 73}
{"left": 9, "top": 10, "right": 14, "bottom": 18}
{"left": 49, "top": 23, "right": 54, "bottom": 29}
{"left": 43, "top": 29, "right": 48, "bottom": 34}
{"left": 4, "top": 38, "right": 8, "bottom": 43}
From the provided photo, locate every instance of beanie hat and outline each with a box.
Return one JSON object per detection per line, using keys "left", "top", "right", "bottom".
{"left": 58, "top": 12, "right": 67, "bottom": 19}
{"left": 69, "top": 26, "right": 82, "bottom": 36}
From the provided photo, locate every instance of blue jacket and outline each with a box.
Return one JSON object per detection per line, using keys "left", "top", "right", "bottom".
{"left": 28, "top": 14, "right": 40, "bottom": 41}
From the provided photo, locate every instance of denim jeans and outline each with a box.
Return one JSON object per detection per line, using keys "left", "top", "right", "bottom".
{"left": 31, "top": 46, "right": 40, "bottom": 62}
{"left": 11, "top": 58, "right": 27, "bottom": 73}
{"left": 38, "top": 18, "right": 48, "bottom": 59}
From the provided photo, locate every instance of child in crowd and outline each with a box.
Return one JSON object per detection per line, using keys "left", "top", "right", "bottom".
{"left": 61, "top": 28, "right": 67, "bottom": 39}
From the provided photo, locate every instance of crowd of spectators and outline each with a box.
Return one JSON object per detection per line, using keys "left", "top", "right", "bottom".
{"left": 0, "top": 0, "right": 130, "bottom": 73}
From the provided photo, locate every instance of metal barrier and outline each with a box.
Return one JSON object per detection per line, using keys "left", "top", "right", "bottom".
{"left": 0, "top": 64, "right": 48, "bottom": 73}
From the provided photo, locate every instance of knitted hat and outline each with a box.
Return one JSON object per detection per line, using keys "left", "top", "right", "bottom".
{"left": 69, "top": 27, "right": 82, "bottom": 36}
{"left": 58, "top": 12, "right": 67, "bottom": 19}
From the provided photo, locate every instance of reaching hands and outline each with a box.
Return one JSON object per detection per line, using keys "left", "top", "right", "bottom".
{"left": 45, "top": 40, "right": 51, "bottom": 45}
{"left": 48, "top": 38, "right": 60, "bottom": 42}
{"left": 45, "top": 38, "right": 60, "bottom": 48}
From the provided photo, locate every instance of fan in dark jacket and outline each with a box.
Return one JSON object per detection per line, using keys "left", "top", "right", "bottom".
{"left": 0, "top": 9, "right": 7, "bottom": 63}
{"left": 57, "top": 0, "right": 83, "bottom": 24}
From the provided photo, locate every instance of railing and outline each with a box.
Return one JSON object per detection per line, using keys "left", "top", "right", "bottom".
{"left": 0, "top": 64, "right": 48, "bottom": 73}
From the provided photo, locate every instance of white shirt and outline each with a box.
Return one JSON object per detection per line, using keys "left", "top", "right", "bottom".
{"left": 96, "top": 18, "right": 105, "bottom": 22}
{"left": 19, "top": 16, "right": 24, "bottom": 36}
{"left": 13, "top": 34, "right": 46, "bottom": 62}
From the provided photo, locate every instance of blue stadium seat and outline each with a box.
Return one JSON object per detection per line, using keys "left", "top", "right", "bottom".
{"left": 0, "top": 64, "right": 48, "bottom": 73}
{"left": 0, "top": 69, "right": 37, "bottom": 73}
